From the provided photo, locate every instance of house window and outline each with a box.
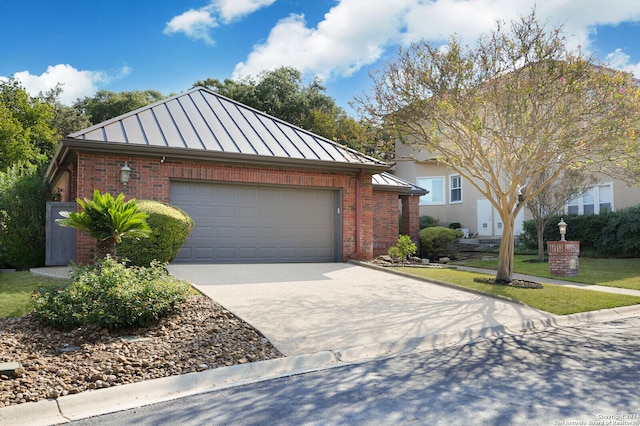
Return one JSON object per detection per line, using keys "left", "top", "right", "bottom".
{"left": 566, "top": 183, "right": 613, "bottom": 215}
{"left": 417, "top": 177, "right": 445, "bottom": 205}
{"left": 450, "top": 175, "right": 462, "bottom": 203}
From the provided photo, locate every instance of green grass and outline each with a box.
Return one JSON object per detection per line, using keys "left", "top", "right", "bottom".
{"left": 0, "top": 271, "right": 69, "bottom": 319}
{"left": 393, "top": 266, "right": 640, "bottom": 315}
{"left": 453, "top": 256, "right": 640, "bottom": 290}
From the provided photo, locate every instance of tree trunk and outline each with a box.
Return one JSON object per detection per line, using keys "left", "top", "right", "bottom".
{"left": 536, "top": 220, "right": 546, "bottom": 262}
{"left": 95, "top": 238, "right": 117, "bottom": 261}
{"left": 496, "top": 216, "right": 515, "bottom": 283}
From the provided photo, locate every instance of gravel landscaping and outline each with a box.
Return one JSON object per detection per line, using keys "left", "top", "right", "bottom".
{"left": 0, "top": 295, "right": 283, "bottom": 407}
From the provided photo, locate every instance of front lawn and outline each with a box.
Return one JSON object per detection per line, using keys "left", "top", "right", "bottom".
{"left": 392, "top": 266, "right": 640, "bottom": 315}
{"left": 0, "top": 271, "right": 69, "bottom": 319}
{"left": 453, "top": 256, "right": 640, "bottom": 291}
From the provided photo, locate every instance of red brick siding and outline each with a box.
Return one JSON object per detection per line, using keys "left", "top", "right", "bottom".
{"left": 373, "top": 191, "right": 399, "bottom": 257}
{"left": 74, "top": 153, "right": 378, "bottom": 264}
{"left": 400, "top": 195, "right": 421, "bottom": 248}
{"left": 546, "top": 241, "right": 580, "bottom": 276}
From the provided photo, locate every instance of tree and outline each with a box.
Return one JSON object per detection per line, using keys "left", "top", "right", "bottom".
{"left": 526, "top": 168, "right": 596, "bottom": 261}
{"left": 358, "top": 12, "right": 640, "bottom": 282}
{"left": 40, "top": 84, "right": 91, "bottom": 138}
{"left": 74, "top": 89, "right": 165, "bottom": 125}
{"left": 194, "top": 67, "right": 393, "bottom": 159}
{"left": 0, "top": 79, "right": 58, "bottom": 170}
{"left": 56, "top": 190, "right": 151, "bottom": 261}
{"left": 0, "top": 163, "right": 60, "bottom": 269}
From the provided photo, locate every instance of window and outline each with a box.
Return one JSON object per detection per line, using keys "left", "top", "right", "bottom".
{"left": 417, "top": 177, "right": 445, "bottom": 205}
{"left": 450, "top": 175, "right": 462, "bottom": 203}
{"left": 566, "top": 183, "right": 614, "bottom": 215}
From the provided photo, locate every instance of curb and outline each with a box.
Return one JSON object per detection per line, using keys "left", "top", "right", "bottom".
{"left": 1, "top": 351, "right": 339, "bottom": 426}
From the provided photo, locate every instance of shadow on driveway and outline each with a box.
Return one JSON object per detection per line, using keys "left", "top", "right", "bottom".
{"left": 167, "top": 263, "right": 554, "bottom": 356}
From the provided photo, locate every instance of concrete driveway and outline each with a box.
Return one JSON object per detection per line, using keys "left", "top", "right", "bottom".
{"left": 167, "top": 263, "right": 555, "bottom": 358}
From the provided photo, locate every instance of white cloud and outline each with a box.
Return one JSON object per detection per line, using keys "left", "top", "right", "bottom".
{"left": 233, "top": 0, "right": 640, "bottom": 82}
{"left": 605, "top": 49, "right": 640, "bottom": 78}
{"left": 164, "top": 0, "right": 276, "bottom": 45}
{"left": 6, "top": 64, "right": 129, "bottom": 105}
{"left": 215, "top": 0, "right": 276, "bottom": 23}
{"left": 164, "top": 9, "right": 218, "bottom": 45}
{"left": 234, "top": 0, "right": 414, "bottom": 79}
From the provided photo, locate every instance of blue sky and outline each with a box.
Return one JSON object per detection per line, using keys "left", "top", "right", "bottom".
{"left": 2, "top": 0, "right": 640, "bottom": 116}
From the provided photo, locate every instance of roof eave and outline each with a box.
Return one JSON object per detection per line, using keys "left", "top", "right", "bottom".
{"left": 49, "top": 139, "right": 390, "bottom": 177}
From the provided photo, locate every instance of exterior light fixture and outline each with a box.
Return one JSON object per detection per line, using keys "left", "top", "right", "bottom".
{"left": 558, "top": 218, "right": 567, "bottom": 241}
{"left": 120, "top": 162, "right": 131, "bottom": 186}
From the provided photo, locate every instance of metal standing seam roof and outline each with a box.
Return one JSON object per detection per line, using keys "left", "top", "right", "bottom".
{"left": 67, "top": 86, "right": 387, "bottom": 169}
{"left": 372, "top": 172, "right": 429, "bottom": 195}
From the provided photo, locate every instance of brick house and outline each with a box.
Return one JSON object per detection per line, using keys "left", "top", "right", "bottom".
{"left": 46, "top": 87, "right": 425, "bottom": 265}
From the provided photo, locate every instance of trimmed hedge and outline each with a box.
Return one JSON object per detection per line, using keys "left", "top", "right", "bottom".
{"left": 117, "top": 200, "right": 193, "bottom": 266}
{"left": 521, "top": 205, "right": 640, "bottom": 257}
{"left": 419, "top": 226, "right": 463, "bottom": 259}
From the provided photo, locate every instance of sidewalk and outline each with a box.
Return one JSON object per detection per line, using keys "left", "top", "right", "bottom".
{"left": 10, "top": 264, "right": 640, "bottom": 426}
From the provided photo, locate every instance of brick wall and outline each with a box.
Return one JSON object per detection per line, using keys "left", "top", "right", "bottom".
{"left": 74, "top": 153, "right": 378, "bottom": 264}
{"left": 400, "top": 195, "right": 421, "bottom": 247}
{"left": 373, "top": 191, "right": 399, "bottom": 257}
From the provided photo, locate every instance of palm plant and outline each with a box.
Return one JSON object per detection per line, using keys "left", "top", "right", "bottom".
{"left": 57, "top": 190, "right": 151, "bottom": 260}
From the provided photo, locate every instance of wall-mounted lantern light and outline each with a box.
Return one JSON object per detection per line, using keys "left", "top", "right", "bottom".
{"left": 558, "top": 217, "right": 567, "bottom": 241}
{"left": 120, "top": 162, "right": 131, "bottom": 186}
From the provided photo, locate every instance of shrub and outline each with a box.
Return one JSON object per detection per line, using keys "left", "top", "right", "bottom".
{"left": 521, "top": 206, "right": 640, "bottom": 258}
{"left": 0, "top": 163, "right": 59, "bottom": 269}
{"left": 596, "top": 206, "right": 640, "bottom": 257}
{"left": 448, "top": 222, "right": 461, "bottom": 229}
{"left": 388, "top": 234, "right": 417, "bottom": 262}
{"left": 32, "top": 256, "right": 192, "bottom": 330}
{"left": 419, "top": 215, "right": 439, "bottom": 229}
{"left": 419, "top": 226, "right": 463, "bottom": 259}
{"left": 117, "top": 200, "right": 193, "bottom": 266}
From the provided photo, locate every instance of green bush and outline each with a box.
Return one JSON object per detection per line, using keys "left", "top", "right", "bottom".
{"left": 117, "top": 200, "right": 193, "bottom": 266}
{"left": 419, "top": 226, "right": 463, "bottom": 259}
{"left": 32, "top": 256, "right": 192, "bottom": 330}
{"left": 521, "top": 206, "right": 640, "bottom": 257}
{"left": 388, "top": 234, "right": 417, "bottom": 262}
{"left": 0, "top": 164, "right": 59, "bottom": 269}
{"left": 596, "top": 206, "right": 640, "bottom": 257}
{"left": 419, "top": 215, "right": 439, "bottom": 229}
{"left": 448, "top": 222, "right": 461, "bottom": 229}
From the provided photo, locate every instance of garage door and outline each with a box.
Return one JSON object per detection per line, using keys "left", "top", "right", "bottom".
{"left": 170, "top": 181, "right": 341, "bottom": 263}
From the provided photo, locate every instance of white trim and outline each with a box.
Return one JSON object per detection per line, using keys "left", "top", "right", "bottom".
{"left": 449, "top": 174, "right": 463, "bottom": 204}
{"left": 566, "top": 182, "right": 614, "bottom": 215}
{"left": 417, "top": 176, "right": 446, "bottom": 205}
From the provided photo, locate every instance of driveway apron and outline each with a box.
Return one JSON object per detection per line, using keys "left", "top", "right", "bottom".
{"left": 167, "top": 263, "right": 554, "bottom": 356}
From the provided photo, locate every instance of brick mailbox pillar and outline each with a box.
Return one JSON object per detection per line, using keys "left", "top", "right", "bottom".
{"left": 547, "top": 241, "right": 580, "bottom": 276}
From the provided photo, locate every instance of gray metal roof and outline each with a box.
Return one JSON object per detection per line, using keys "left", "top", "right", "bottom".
{"left": 372, "top": 172, "right": 428, "bottom": 195}
{"left": 68, "top": 87, "right": 387, "bottom": 169}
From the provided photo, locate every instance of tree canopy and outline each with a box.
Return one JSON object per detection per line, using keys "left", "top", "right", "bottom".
{"left": 73, "top": 89, "right": 166, "bottom": 125}
{"left": 358, "top": 11, "right": 640, "bottom": 282}
{"left": 0, "top": 79, "right": 58, "bottom": 170}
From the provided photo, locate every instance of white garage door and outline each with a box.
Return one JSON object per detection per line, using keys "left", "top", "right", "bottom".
{"left": 170, "top": 181, "right": 341, "bottom": 263}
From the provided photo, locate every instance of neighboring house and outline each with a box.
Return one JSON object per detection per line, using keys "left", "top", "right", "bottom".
{"left": 394, "top": 143, "right": 640, "bottom": 238}
{"left": 46, "top": 87, "right": 425, "bottom": 265}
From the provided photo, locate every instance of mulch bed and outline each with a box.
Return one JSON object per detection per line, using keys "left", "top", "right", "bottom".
{"left": 473, "top": 277, "right": 543, "bottom": 289}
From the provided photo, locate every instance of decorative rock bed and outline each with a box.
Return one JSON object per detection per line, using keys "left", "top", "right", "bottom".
{"left": 0, "top": 295, "right": 283, "bottom": 406}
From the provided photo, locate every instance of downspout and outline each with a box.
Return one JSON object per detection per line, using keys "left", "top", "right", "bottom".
{"left": 349, "top": 168, "right": 366, "bottom": 260}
